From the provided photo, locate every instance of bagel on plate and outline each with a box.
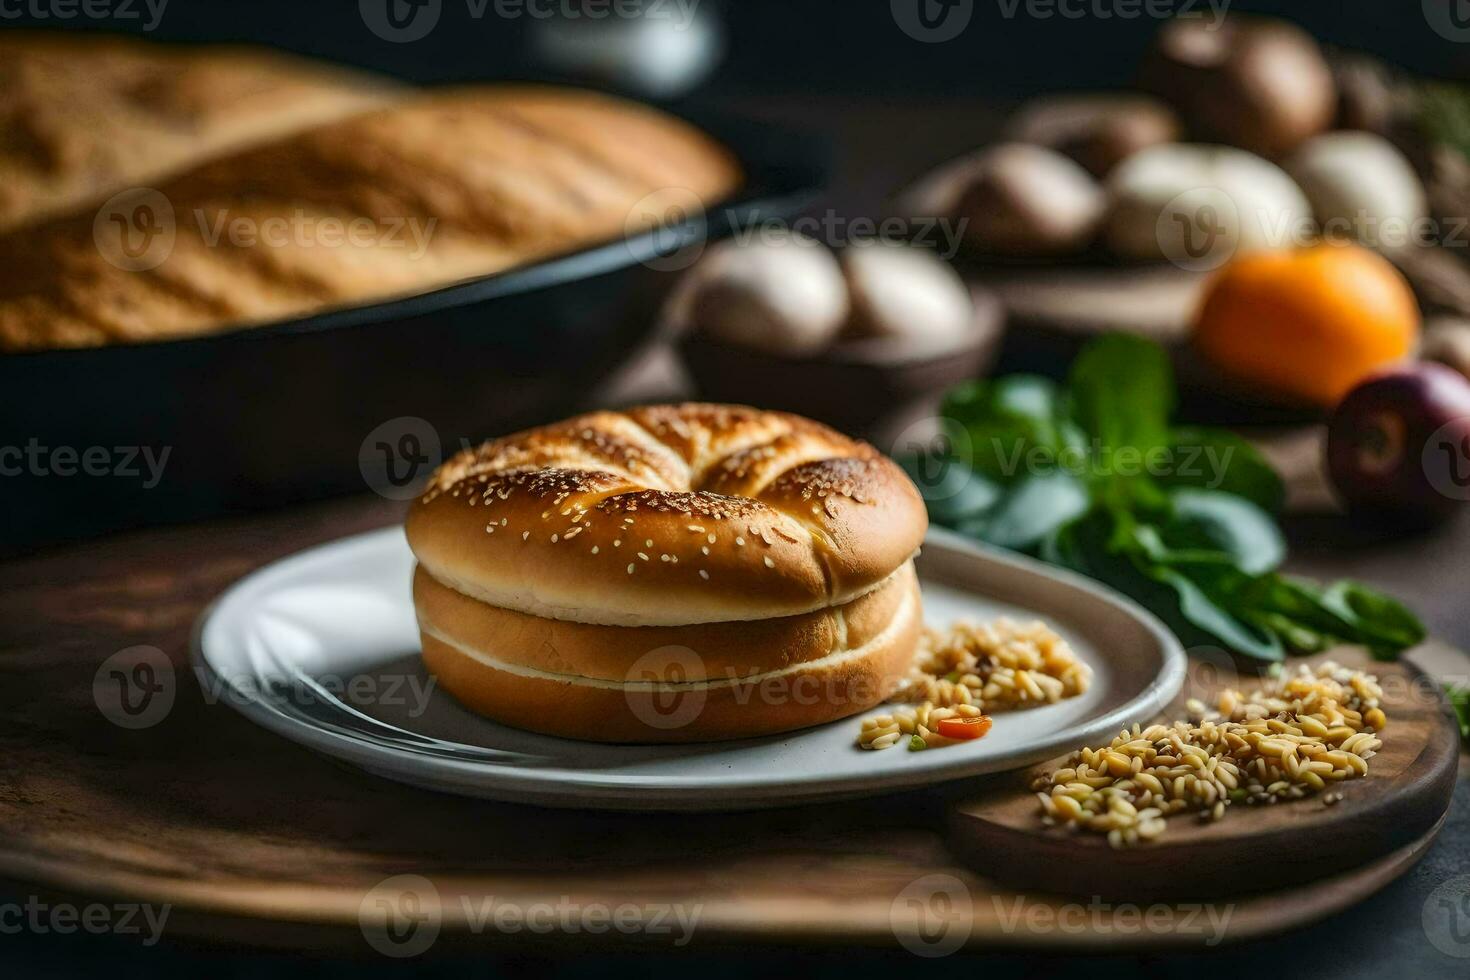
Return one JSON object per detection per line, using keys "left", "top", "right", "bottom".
{"left": 406, "top": 403, "right": 928, "bottom": 742}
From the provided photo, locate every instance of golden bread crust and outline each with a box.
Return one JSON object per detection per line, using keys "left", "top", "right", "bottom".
{"left": 418, "top": 570, "right": 922, "bottom": 743}
{"left": 413, "top": 560, "right": 915, "bottom": 681}
{"left": 405, "top": 404, "right": 928, "bottom": 625}
{"left": 0, "top": 85, "right": 741, "bottom": 351}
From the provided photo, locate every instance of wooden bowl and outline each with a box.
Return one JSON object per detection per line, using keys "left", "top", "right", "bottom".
{"left": 677, "top": 287, "right": 1004, "bottom": 440}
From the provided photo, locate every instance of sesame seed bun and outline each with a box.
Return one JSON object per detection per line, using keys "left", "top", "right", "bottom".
{"left": 418, "top": 568, "right": 923, "bottom": 743}
{"left": 405, "top": 404, "right": 928, "bottom": 627}
{"left": 414, "top": 560, "right": 916, "bottom": 682}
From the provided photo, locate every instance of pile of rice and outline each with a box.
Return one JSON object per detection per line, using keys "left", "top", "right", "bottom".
{"left": 858, "top": 617, "right": 1092, "bottom": 751}
{"left": 1033, "top": 661, "right": 1387, "bottom": 848}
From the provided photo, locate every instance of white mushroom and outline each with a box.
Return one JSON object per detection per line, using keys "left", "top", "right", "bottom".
{"left": 1289, "top": 131, "right": 1428, "bottom": 253}
{"left": 942, "top": 143, "right": 1105, "bottom": 257}
{"left": 1104, "top": 143, "right": 1312, "bottom": 265}
{"left": 681, "top": 235, "right": 848, "bottom": 355}
{"left": 841, "top": 241, "right": 972, "bottom": 344}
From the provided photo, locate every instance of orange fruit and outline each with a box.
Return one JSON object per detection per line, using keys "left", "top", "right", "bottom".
{"left": 1193, "top": 243, "right": 1420, "bottom": 408}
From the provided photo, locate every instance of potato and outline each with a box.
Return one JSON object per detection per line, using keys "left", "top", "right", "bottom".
{"left": 1104, "top": 143, "right": 1312, "bottom": 265}
{"left": 1289, "top": 131, "right": 1428, "bottom": 253}
{"left": 841, "top": 241, "right": 972, "bottom": 344}
{"left": 1005, "top": 93, "right": 1181, "bottom": 178}
{"left": 1141, "top": 16, "right": 1335, "bottom": 159}
{"left": 682, "top": 235, "right": 848, "bottom": 355}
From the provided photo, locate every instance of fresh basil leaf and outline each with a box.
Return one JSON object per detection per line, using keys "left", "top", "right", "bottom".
{"left": 1137, "top": 562, "right": 1286, "bottom": 662}
{"left": 898, "top": 452, "right": 1002, "bottom": 527}
{"left": 1316, "top": 580, "right": 1427, "bottom": 658}
{"left": 1160, "top": 489, "right": 1285, "bottom": 575}
{"left": 941, "top": 375, "right": 1067, "bottom": 483}
{"left": 1444, "top": 685, "right": 1470, "bottom": 743}
{"left": 965, "top": 471, "right": 1090, "bottom": 552}
{"left": 1163, "top": 427, "right": 1286, "bottom": 513}
{"left": 1067, "top": 334, "right": 1173, "bottom": 455}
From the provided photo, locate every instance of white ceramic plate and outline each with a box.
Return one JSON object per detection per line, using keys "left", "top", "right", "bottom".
{"left": 193, "top": 526, "right": 1185, "bottom": 811}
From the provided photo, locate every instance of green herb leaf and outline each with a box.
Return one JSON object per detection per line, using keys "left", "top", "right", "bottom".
{"left": 966, "top": 471, "right": 1090, "bottom": 552}
{"left": 922, "top": 334, "right": 1426, "bottom": 663}
{"left": 1067, "top": 334, "right": 1173, "bottom": 455}
{"left": 941, "top": 375, "right": 1070, "bottom": 483}
{"left": 898, "top": 451, "right": 1002, "bottom": 527}
{"left": 1315, "top": 580, "right": 1427, "bottom": 659}
{"left": 1164, "top": 427, "right": 1286, "bottom": 513}
{"left": 1159, "top": 488, "right": 1286, "bottom": 575}
{"left": 1445, "top": 684, "right": 1470, "bottom": 743}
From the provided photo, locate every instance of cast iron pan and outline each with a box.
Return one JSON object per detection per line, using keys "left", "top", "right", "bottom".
{"left": 0, "top": 114, "right": 826, "bottom": 554}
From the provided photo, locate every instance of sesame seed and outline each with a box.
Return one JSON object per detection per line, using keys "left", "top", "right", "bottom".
{"left": 735, "top": 537, "right": 745, "bottom": 546}
{"left": 688, "top": 525, "right": 705, "bottom": 533}
{"left": 701, "top": 546, "right": 710, "bottom": 555}
{"left": 699, "top": 570, "right": 709, "bottom": 580}
{"left": 500, "top": 518, "right": 507, "bottom": 526}
{"left": 764, "top": 556, "right": 776, "bottom": 568}
{"left": 627, "top": 563, "right": 635, "bottom": 574}
{"left": 551, "top": 534, "right": 559, "bottom": 543}
{"left": 591, "top": 546, "right": 599, "bottom": 555}
{"left": 707, "top": 534, "right": 716, "bottom": 544}
{"left": 613, "top": 539, "right": 621, "bottom": 547}
{"left": 660, "top": 554, "right": 671, "bottom": 562}
{"left": 485, "top": 524, "right": 495, "bottom": 533}
{"left": 637, "top": 552, "right": 649, "bottom": 561}
{"left": 645, "top": 539, "right": 653, "bottom": 548}
{"left": 522, "top": 531, "right": 530, "bottom": 540}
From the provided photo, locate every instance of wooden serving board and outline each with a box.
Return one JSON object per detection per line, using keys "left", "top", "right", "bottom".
{"left": 948, "top": 649, "right": 1462, "bottom": 902}
{"left": 0, "top": 495, "right": 1462, "bottom": 953}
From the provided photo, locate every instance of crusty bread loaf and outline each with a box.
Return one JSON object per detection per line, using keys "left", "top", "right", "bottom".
{"left": 0, "top": 32, "right": 396, "bottom": 234}
{"left": 407, "top": 404, "right": 929, "bottom": 627}
{"left": 419, "top": 568, "right": 922, "bottom": 743}
{"left": 0, "top": 85, "right": 742, "bottom": 352}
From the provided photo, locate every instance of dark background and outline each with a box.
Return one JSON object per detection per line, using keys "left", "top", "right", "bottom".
{"left": 4, "top": 1, "right": 1468, "bottom": 977}
{"left": 12, "top": 0, "right": 1467, "bottom": 95}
